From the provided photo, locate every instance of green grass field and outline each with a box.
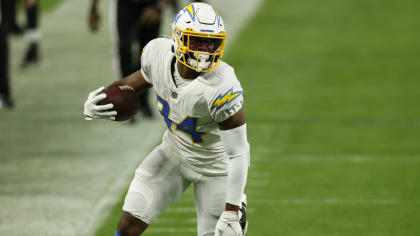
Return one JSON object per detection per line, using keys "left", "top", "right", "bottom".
{"left": 14, "top": 0, "right": 63, "bottom": 12}
{"left": 233, "top": 0, "right": 420, "bottom": 235}
{"left": 1, "top": 0, "right": 420, "bottom": 235}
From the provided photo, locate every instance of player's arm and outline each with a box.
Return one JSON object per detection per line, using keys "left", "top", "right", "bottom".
{"left": 219, "top": 108, "right": 248, "bottom": 211}
{"left": 83, "top": 69, "right": 152, "bottom": 120}
{"left": 216, "top": 108, "right": 249, "bottom": 236}
{"left": 108, "top": 69, "right": 152, "bottom": 95}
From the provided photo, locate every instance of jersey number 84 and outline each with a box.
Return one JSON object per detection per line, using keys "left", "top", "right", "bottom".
{"left": 157, "top": 94, "right": 206, "bottom": 144}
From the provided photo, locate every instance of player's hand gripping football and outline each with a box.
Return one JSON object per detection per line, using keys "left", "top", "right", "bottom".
{"left": 215, "top": 211, "right": 242, "bottom": 236}
{"left": 83, "top": 87, "right": 117, "bottom": 121}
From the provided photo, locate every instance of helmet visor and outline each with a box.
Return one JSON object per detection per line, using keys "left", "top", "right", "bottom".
{"left": 181, "top": 30, "right": 226, "bottom": 55}
{"left": 185, "top": 35, "right": 224, "bottom": 53}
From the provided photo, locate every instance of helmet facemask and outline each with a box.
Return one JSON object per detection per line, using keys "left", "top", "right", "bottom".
{"left": 173, "top": 27, "right": 227, "bottom": 72}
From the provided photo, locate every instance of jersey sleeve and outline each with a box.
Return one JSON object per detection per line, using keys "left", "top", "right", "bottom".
{"left": 208, "top": 75, "right": 244, "bottom": 123}
{"left": 140, "top": 41, "right": 153, "bottom": 84}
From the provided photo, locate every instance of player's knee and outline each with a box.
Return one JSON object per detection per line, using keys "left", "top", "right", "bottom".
{"left": 116, "top": 211, "right": 148, "bottom": 236}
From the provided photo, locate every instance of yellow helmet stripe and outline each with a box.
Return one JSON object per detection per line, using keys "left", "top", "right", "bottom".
{"left": 215, "top": 9, "right": 221, "bottom": 26}
{"left": 183, "top": 4, "right": 195, "bottom": 21}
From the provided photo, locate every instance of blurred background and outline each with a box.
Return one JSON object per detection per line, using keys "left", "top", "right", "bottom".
{"left": 1, "top": 0, "right": 419, "bottom": 235}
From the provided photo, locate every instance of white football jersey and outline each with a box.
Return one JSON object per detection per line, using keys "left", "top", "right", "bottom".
{"left": 141, "top": 38, "right": 244, "bottom": 176}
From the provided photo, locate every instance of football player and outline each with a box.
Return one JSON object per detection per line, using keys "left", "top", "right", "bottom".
{"left": 84, "top": 2, "right": 249, "bottom": 236}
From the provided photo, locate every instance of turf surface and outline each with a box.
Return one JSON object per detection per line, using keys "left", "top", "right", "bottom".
{"left": 233, "top": 0, "right": 420, "bottom": 235}
{"left": 97, "top": 0, "right": 420, "bottom": 235}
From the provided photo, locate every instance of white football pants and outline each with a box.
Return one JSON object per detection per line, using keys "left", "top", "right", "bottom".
{"left": 123, "top": 145, "right": 227, "bottom": 236}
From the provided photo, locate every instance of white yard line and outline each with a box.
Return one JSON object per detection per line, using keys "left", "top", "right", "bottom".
{"left": 165, "top": 206, "right": 197, "bottom": 213}
{"left": 154, "top": 218, "right": 197, "bottom": 223}
{"left": 147, "top": 227, "right": 197, "bottom": 233}
{"left": 250, "top": 198, "right": 415, "bottom": 206}
{"left": 247, "top": 179, "right": 270, "bottom": 187}
{"left": 252, "top": 154, "right": 420, "bottom": 163}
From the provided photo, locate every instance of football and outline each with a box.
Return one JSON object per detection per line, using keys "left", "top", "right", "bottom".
{"left": 98, "top": 85, "right": 139, "bottom": 121}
